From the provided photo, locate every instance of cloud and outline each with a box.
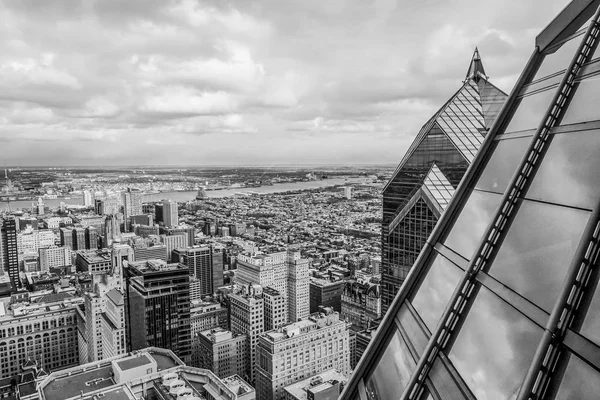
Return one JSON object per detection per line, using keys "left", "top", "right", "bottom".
{"left": 0, "top": 0, "right": 572, "bottom": 165}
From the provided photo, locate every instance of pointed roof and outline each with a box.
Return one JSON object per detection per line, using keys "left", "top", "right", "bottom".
{"left": 466, "top": 47, "right": 487, "bottom": 81}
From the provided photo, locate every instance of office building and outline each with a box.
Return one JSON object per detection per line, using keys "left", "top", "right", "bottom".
{"left": 83, "top": 190, "right": 93, "bottom": 207}
{"left": 75, "top": 249, "right": 113, "bottom": 275}
{"left": 17, "top": 217, "right": 38, "bottom": 231}
{"left": 340, "top": 281, "right": 381, "bottom": 330}
{"left": 283, "top": 369, "right": 347, "bottom": 400}
{"left": 309, "top": 278, "right": 344, "bottom": 313}
{"left": 163, "top": 200, "right": 178, "bottom": 227}
{"left": 125, "top": 259, "right": 192, "bottom": 364}
{"left": 190, "top": 300, "right": 229, "bottom": 337}
{"left": 85, "top": 226, "right": 98, "bottom": 250}
{"left": 130, "top": 214, "right": 153, "bottom": 227}
{"left": 196, "top": 328, "right": 247, "bottom": 378}
{"left": 160, "top": 233, "right": 188, "bottom": 262}
{"left": 0, "top": 295, "right": 80, "bottom": 379}
{"left": 174, "top": 245, "right": 223, "bottom": 296}
{"left": 342, "top": 3, "right": 600, "bottom": 400}
{"left": 162, "top": 225, "right": 196, "bottom": 245}
{"left": 122, "top": 188, "right": 142, "bottom": 232}
{"left": 230, "top": 285, "right": 264, "bottom": 383}
{"left": 101, "top": 288, "right": 126, "bottom": 359}
{"left": 344, "top": 187, "right": 352, "bottom": 200}
{"left": 103, "top": 213, "right": 123, "bottom": 246}
{"left": 36, "top": 348, "right": 255, "bottom": 400}
{"left": 39, "top": 246, "right": 72, "bottom": 271}
{"left": 263, "top": 287, "right": 286, "bottom": 331}
{"left": 1, "top": 217, "right": 19, "bottom": 288}
{"left": 154, "top": 203, "right": 163, "bottom": 224}
{"left": 380, "top": 49, "right": 508, "bottom": 314}
{"left": 71, "top": 227, "right": 86, "bottom": 251}
{"left": 96, "top": 195, "right": 120, "bottom": 215}
{"left": 255, "top": 308, "right": 351, "bottom": 400}
{"left": 134, "top": 224, "right": 159, "bottom": 237}
{"left": 17, "top": 228, "right": 55, "bottom": 257}
{"left": 287, "top": 253, "right": 310, "bottom": 323}
{"left": 59, "top": 227, "right": 73, "bottom": 249}
{"left": 132, "top": 243, "right": 168, "bottom": 262}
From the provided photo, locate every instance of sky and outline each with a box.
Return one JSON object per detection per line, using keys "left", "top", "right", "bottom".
{"left": 0, "top": 0, "right": 572, "bottom": 166}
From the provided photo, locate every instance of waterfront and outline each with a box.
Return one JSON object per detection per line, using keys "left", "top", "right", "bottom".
{"left": 6, "top": 177, "right": 365, "bottom": 210}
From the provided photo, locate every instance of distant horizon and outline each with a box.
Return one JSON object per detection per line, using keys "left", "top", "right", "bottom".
{"left": 3, "top": 163, "right": 396, "bottom": 169}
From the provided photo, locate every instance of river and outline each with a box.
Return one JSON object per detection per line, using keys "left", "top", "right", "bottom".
{"left": 7, "top": 178, "right": 364, "bottom": 210}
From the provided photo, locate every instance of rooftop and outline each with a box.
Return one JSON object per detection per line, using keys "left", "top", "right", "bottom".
{"left": 284, "top": 369, "right": 346, "bottom": 400}
{"left": 42, "top": 365, "right": 115, "bottom": 400}
{"left": 77, "top": 249, "right": 112, "bottom": 264}
{"left": 116, "top": 354, "right": 152, "bottom": 371}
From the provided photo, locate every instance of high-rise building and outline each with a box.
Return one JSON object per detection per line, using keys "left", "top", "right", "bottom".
{"left": 103, "top": 213, "right": 123, "bottom": 246}
{"left": 39, "top": 246, "right": 72, "bottom": 271}
{"left": 379, "top": 49, "right": 508, "bottom": 314}
{"left": 121, "top": 188, "right": 142, "bottom": 232}
{"left": 154, "top": 203, "right": 164, "bottom": 224}
{"left": 344, "top": 187, "right": 352, "bottom": 200}
{"left": 132, "top": 243, "right": 168, "bottom": 262}
{"left": 36, "top": 197, "right": 45, "bottom": 215}
{"left": 101, "top": 288, "right": 126, "bottom": 359}
{"left": 255, "top": 308, "right": 351, "bottom": 400}
{"left": 340, "top": 281, "right": 381, "bottom": 330}
{"left": 196, "top": 328, "right": 247, "bottom": 378}
{"left": 287, "top": 252, "right": 310, "bottom": 323}
{"left": 1, "top": 217, "right": 19, "bottom": 288}
{"left": 263, "top": 287, "right": 286, "bottom": 331}
{"left": 174, "top": 246, "right": 224, "bottom": 296}
{"left": 163, "top": 200, "right": 179, "bottom": 228}
{"left": 160, "top": 233, "right": 188, "bottom": 262}
{"left": 72, "top": 227, "right": 86, "bottom": 251}
{"left": 190, "top": 300, "right": 229, "bottom": 337}
{"left": 309, "top": 278, "right": 345, "bottom": 313}
{"left": 135, "top": 224, "right": 159, "bottom": 238}
{"left": 125, "top": 259, "right": 192, "bottom": 364}
{"left": 85, "top": 226, "right": 98, "bottom": 250}
{"left": 17, "top": 227, "right": 55, "bottom": 257}
{"left": 230, "top": 285, "right": 264, "bottom": 383}
{"left": 162, "top": 225, "right": 196, "bottom": 246}
{"left": 342, "top": 3, "right": 600, "bottom": 400}
{"left": 83, "top": 190, "right": 93, "bottom": 207}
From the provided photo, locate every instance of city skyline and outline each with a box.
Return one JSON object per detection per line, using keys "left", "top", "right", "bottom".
{"left": 1, "top": 0, "right": 570, "bottom": 166}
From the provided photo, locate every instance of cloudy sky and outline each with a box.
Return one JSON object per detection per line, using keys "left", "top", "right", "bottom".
{"left": 0, "top": 0, "right": 571, "bottom": 166}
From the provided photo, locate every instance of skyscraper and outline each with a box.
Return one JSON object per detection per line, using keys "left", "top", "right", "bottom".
{"left": 379, "top": 49, "right": 508, "bottom": 314}
{"left": 342, "top": 2, "right": 600, "bottom": 400}
{"left": 1, "top": 217, "right": 19, "bottom": 289}
{"left": 173, "top": 245, "right": 224, "bottom": 296}
{"left": 121, "top": 188, "right": 142, "bottom": 232}
{"left": 83, "top": 190, "right": 93, "bottom": 207}
{"left": 163, "top": 200, "right": 179, "bottom": 227}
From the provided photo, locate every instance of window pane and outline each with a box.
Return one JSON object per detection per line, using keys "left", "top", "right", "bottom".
{"left": 488, "top": 200, "right": 589, "bottom": 312}
{"left": 429, "top": 357, "right": 468, "bottom": 400}
{"left": 398, "top": 303, "right": 429, "bottom": 357}
{"left": 410, "top": 254, "right": 463, "bottom": 333}
{"left": 533, "top": 30, "right": 585, "bottom": 81}
{"left": 448, "top": 286, "right": 543, "bottom": 400}
{"left": 550, "top": 353, "right": 600, "bottom": 400}
{"left": 444, "top": 190, "right": 503, "bottom": 260}
{"left": 365, "top": 329, "right": 415, "bottom": 400}
{"left": 528, "top": 129, "right": 600, "bottom": 209}
{"left": 580, "top": 282, "right": 600, "bottom": 347}
{"left": 561, "top": 76, "right": 600, "bottom": 125}
{"left": 504, "top": 89, "right": 556, "bottom": 133}
{"left": 476, "top": 136, "right": 533, "bottom": 194}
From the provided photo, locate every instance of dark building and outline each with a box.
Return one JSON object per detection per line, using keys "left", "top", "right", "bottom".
{"left": 1, "top": 217, "right": 20, "bottom": 289}
{"left": 342, "top": 2, "right": 600, "bottom": 400}
{"left": 173, "top": 246, "right": 223, "bottom": 296}
{"left": 59, "top": 227, "right": 74, "bottom": 250}
{"left": 72, "top": 227, "right": 86, "bottom": 251}
{"left": 94, "top": 199, "right": 103, "bottom": 215}
{"left": 18, "top": 218, "right": 38, "bottom": 231}
{"left": 309, "top": 278, "right": 345, "bottom": 313}
{"left": 154, "top": 203, "right": 163, "bottom": 224}
{"left": 129, "top": 214, "right": 153, "bottom": 231}
{"left": 85, "top": 226, "right": 98, "bottom": 250}
{"left": 125, "top": 259, "right": 191, "bottom": 364}
{"left": 380, "top": 49, "right": 508, "bottom": 314}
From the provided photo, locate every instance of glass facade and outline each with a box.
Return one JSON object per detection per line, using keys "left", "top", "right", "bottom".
{"left": 343, "top": 3, "right": 600, "bottom": 400}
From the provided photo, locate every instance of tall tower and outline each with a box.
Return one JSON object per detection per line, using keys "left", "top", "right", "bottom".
{"left": 1, "top": 217, "right": 20, "bottom": 289}
{"left": 162, "top": 200, "right": 178, "bottom": 228}
{"left": 341, "top": 2, "right": 600, "bottom": 400}
{"left": 380, "top": 48, "right": 508, "bottom": 314}
{"left": 121, "top": 188, "right": 142, "bottom": 232}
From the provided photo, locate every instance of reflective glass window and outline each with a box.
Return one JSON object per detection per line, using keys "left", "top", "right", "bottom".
{"left": 429, "top": 358, "right": 469, "bottom": 400}
{"left": 580, "top": 282, "right": 600, "bottom": 347}
{"left": 488, "top": 200, "right": 589, "bottom": 312}
{"left": 476, "top": 136, "right": 533, "bottom": 194}
{"left": 398, "top": 303, "right": 429, "bottom": 357}
{"left": 504, "top": 89, "right": 556, "bottom": 133}
{"left": 365, "top": 329, "right": 415, "bottom": 400}
{"left": 550, "top": 352, "right": 600, "bottom": 399}
{"left": 444, "top": 190, "right": 502, "bottom": 260}
{"left": 561, "top": 76, "right": 600, "bottom": 125}
{"left": 533, "top": 28, "right": 585, "bottom": 80}
{"left": 528, "top": 129, "right": 600, "bottom": 209}
{"left": 448, "top": 285, "right": 543, "bottom": 400}
{"left": 410, "top": 254, "right": 463, "bottom": 333}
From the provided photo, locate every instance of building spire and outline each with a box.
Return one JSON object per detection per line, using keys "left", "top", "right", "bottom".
{"left": 466, "top": 47, "right": 487, "bottom": 82}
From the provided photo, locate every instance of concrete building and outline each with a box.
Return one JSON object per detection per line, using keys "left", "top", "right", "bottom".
{"left": 72, "top": 227, "right": 86, "bottom": 251}
{"left": 125, "top": 259, "right": 191, "bottom": 364}
{"left": 82, "top": 190, "right": 93, "bottom": 207}
{"left": 163, "top": 200, "right": 179, "bottom": 228}
{"left": 75, "top": 249, "right": 113, "bottom": 275}
{"left": 196, "top": 328, "right": 247, "bottom": 378}
{"left": 16, "top": 228, "right": 55, "bottom": 258}
{"left": 344, "top": 187, "right": 352, "bottom": 200}
{"left": 0, "top": 295, "right": 80, "bottom": 379}
{"left": 309, "top": 278, "right": 344, "bottom": 313}
{"left": 230, "top": 285, "right": 264, "bottom": 383}
{"left": 132, "top": 243, "right": 168, "bottom": 262}
{"left": 121, "top": 188, "right": 142, "bottom": 232}
{"left": 287, "top": 253, "right": 310, "bottom": 323}
{"left": 263, "top": 287, "right": 286, "bottom": 331}
{"left": 160, "top": 233, "right": 188, "bottom": 262}
{"left": 190, "top": 300, "right": 229, "bottom": 337}
{"left": 85, "top": 226, "right": 98, "bottom": 250}
{"left": 255, "top": 308, "right": 351, "bottom": 400}
{"left": 174, "top": 246, "right": 223, "bottom": 296}
{"left": 1, "top": 217, "right": 19, "bottom": 288}
{"left": 101, "top": 288, "right": 126, "bottom": 359}
{"left": 134, "top": 224, "right": 159, "bottom": 238}
{"left": 340, "top": 281, "right": 381, "bottom": 330}
{"left": 283, "top": 369, "right": 347, "bottom": 400}
{"left": 59, "top": 227, "right": 73, "bottom": 250}
{"left": 162, "top": 225, "right": 195, "bottom": 246}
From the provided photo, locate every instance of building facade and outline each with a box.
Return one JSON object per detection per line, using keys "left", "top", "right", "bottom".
{"left": 342, "top": 2, "right": 600, "bottom": 400}
{"left": 340, "top": 281, "right": 381, "bottom": 330}
{"left": 196, "top": 328, "right": 247, "bottom": 378}
{"left": 174, "top": 246, "right": 224, "bottom": 296}
{"left": 230, "top": 287, "right": 264, "bottom": 383}
{"left": 1, "top": 218, "right": 19, "bottom": 288}
{"left": 380, "top": 49, "right": 507, "bottom": 314}
{"left": 309, "top": 279, "right": 345, "bottom": 314}
{"left": 163, "top": 200, "right": 178, "bottom": 228}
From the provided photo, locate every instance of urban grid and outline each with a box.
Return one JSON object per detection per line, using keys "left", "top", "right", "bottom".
{"left": 0, "top": 1, "right": 599, "bottom": 400}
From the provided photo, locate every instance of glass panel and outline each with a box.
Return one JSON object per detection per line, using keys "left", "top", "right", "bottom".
{"left": 561, "top": 76, "right": 600, "bottom": 125}
{"left": 551, "top": 352, "right": 600, "bottom": 399}
{"left": 533, "top": 29, "right": 585, "bottom": 80}
{"left": 410, "top": 254, "right": 463, "bottom": 333}
{"left": 429, "top": 356, "right": 471, "bottom": 400}
{"left": 528, "top": 129, "right": 600, "bottom": 209}
{"left": 476, "top": 136, "right": 533, "bottom": 194}
{"left": 504, "top": 89, "right": 556, "bottom": 133}
{"left": 448, "top": 285, "right": 543, "bottom": 400}
{"left": 398, "top": 303, "right": 429, "bottom": 357}
{"left": 488, "top": 200, "right": 590, "bottom": 312}
{"left": 365, "top": 329, "right": 415, "bottom": 400}
{"left": 444, "top": 190, "right": 503, "bottom": 260}
{"left": 580, "top": 282, "right": 600, "bottom": 347}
